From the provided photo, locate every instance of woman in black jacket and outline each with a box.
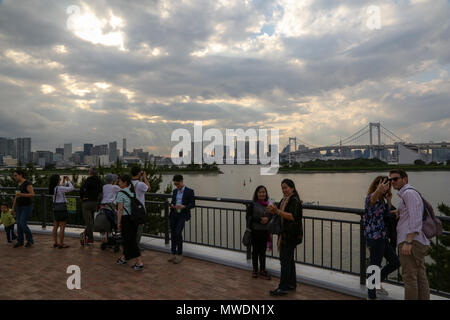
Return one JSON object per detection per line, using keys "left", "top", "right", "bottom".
{"left": 247, "top": 185, "right": 272, "bottom": 280}
{"left": 268, "top": 179, "right": 303, "bottom": 296}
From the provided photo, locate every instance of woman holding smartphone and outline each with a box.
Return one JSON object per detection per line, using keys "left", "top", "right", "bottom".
{"left": 364, "top": 176, "right": 400, "bottom": 300}
{"left": 247, "top": 185, "right": 272, "bottom": 280}
{"left": 49, "top": 175, "right": 74, "bottom": 248}
{"left": 267, "top": 179, "right": 303, "bottom": 296}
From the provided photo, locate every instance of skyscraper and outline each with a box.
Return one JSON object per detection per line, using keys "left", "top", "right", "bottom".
{"left": 64, "top": 143, "right": 72, "bottom": 161}
{"left": 91, "top": 144, "right": 108, "bottom": 156}
{"left": 109, "top": 141, "right": 118, "bottom": 163}
{"left": 0, "top": 138, "right": 7, "bottom": 156}
{"left": 16, "top": 138, "right": 31, "bottom": 164}
{"left": 123, "top": 138, "right": 127, "bottom": 157}
{"left": 83, "top": 144, "right": 93, "bottom": 156}
{"left": 7, "top": 139, "right": 16, "bottom": 158}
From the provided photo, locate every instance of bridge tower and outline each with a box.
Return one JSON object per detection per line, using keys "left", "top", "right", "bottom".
{"left": 288, "top": 137, "right": 297, "bottom": 164}
{"left": 369, "top": 122, "right": 381, "bottom": 159}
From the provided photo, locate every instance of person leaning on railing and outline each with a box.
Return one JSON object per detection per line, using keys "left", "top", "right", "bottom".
{"left": 364, "top": 176, "right": 400, "bottom": 300}
{"left": 267, "top": 179, "right": 303, "bottom": 296}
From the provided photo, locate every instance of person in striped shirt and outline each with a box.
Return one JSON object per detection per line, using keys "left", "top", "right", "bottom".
{"left": 389, "top": 169, "right": 430, "bottom": 300}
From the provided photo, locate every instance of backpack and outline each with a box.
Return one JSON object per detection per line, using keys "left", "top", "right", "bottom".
{"left": 402, "top": 188, "right": 443, "bottom": 239}
{"left": 119, "top": 190, "right": 147, "bottom": 225}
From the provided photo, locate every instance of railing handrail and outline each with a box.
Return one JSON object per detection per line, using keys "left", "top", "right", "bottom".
{"left": 3, "top": 187, "right": 450, "bottom": 222}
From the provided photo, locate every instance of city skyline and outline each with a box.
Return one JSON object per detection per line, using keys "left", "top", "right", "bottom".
{"left": 0, "top": 1, "right": 449, "bottom": 156}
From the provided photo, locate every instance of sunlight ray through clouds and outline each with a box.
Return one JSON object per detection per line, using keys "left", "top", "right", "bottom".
{"left": 67, "top": 3, "right": 126, "bottom": 51}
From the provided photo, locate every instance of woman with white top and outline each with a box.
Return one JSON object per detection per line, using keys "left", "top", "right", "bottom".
{"left": 49, "top": 174, "right": 74, "bottom": 248}
{"left": 101, "top": 174, "right": 120, "bottom": 206}
{"left": 99, "top": 174, "right": 120, "bottom": 243}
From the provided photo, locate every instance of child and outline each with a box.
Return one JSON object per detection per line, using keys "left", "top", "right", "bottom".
{"left": 0, "top": 203, "right": 17, "bottom": 244}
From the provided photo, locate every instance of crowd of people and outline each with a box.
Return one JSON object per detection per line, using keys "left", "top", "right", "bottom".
{"left": 0, "top": 167, "right": 435, "bottom": 299}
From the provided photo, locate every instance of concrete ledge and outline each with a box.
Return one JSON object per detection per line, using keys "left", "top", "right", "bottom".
{"left": 29, "top": 225, "right": 448, "bottom": 300}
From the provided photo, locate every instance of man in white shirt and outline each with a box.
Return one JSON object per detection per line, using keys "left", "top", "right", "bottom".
{"left": 131, "top": 166, "right": 150, "bottom": 248}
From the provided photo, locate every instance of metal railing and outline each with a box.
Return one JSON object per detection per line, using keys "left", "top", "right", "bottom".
{"left": 1, "top": 187, "right": 449, "bottom": 298}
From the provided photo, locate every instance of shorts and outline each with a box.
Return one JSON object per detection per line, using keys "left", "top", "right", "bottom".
{"left": 54, "top": 210, "right": 68, "bottom": 222}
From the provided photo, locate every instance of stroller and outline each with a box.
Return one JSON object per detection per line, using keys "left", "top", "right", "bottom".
{"left": 93, "top": 204, "right": 122, "bottom": 252}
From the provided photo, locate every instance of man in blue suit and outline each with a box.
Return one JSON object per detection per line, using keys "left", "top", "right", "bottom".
{"left": 168, "top": 175, "right": 195, "bottom": 264}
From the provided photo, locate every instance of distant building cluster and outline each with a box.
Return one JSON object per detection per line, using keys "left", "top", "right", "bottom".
{"left": 0, "top": 137, "right": 173, "bottom": 168}
{"left": 281, "top": 142, "right": 450, "bottom": 165}
{"left": 179, "top": 141, "right": 276, "bottom": 165}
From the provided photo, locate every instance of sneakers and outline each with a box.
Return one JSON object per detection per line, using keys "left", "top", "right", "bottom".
{"left": 116, "top": 257, "right": 128, "bottom": 265}
{"left": 252, "top": 271, "right": 258, "bottom": 278}
{"left": 173, "top": 255, "right": 183, "bottom": 264}
{"left": 132, "top": 263, "right": 144, "bottom": 271}
{"left": 13, "top": 243, "right": 23, "bottom": 248}
{"left": 376, "top": 287, "right": 389, "bottom": 296}
{"left": 168, "top": 254, "right": 176, "bottom": 262}
{"left": 25, "top": 242, "right": 33, "bottom": 248}
{"left": 86, "top": 241, "right": 94, "bottom": 246}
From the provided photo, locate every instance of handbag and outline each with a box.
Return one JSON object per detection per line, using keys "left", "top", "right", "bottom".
{"left": 242, "top": 228, "right": 251, "bottom": 247}
{"left": 267, "top": 214, "right": 281, "bottom": 235}
{"left": 53, "top": 187, "right": 68, "bottom": 212}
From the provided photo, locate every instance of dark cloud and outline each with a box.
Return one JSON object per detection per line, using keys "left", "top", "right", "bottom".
{"left": 0, "top": 0, "right": 449, "bottom": 155}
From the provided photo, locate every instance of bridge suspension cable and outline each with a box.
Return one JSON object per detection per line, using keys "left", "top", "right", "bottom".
{"left": 380, "top": 125, "right": 404, "bottom": 142}
{"left": 329, "top": 124, "right": 369, "bottom": 146}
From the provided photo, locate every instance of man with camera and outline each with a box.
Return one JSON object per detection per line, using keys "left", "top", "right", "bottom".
{"left": 131, "top": 166, "right": 151, "bottom": 249}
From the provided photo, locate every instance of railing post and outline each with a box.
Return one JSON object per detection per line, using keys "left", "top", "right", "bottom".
{"left": 41, "top": 193, "right": 47, "bottom": 230}
{"left": 359, "top": 214, "right": 366, "bottom": 285}
{"left": 164, "top": 200, "right": 170, "bottom": 245}
{"left": 245, "top": 204, "right": 251, "bottom": 260}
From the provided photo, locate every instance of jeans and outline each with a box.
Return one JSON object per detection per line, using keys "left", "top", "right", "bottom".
{"left": 279, "top": 243, "right": 297, "bottom": 290}
{"left": 16, "top": 205, "right": 34, "bottom": 245}
{"left": 82, "top": 201, "right": 97, "bottom": 242}
{"left": 251, "top": 230, "right": 268, "bottom": 272}
{"left": 170, "top": 212, "right": 186, "bottom": 255}
{"left": 367, "top": 238, "right": 401, "bottom": 299}
{"left": 5, "top": 225, "right": 17, "bottom": 243}
{"left": 399, "top": 241, "right": 430, "bottom": 300}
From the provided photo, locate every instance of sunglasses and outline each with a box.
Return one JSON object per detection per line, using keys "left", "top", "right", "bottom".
{"left": 389, "top": 177, "right": 401, "bottom": 182}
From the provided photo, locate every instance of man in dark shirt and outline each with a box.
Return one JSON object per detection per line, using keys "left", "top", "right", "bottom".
{"left": 168, "top": 175, "right": 195, "bottom": 264}
{"left": 80, "top": 167, "right": 103, "bottom": 245}
{"left": 12, "top": 169, "right": 35, "bottom": 248}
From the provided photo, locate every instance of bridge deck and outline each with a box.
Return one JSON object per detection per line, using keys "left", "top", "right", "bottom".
{"left": 1, "top": 234, "right": 357, "bottom": 300}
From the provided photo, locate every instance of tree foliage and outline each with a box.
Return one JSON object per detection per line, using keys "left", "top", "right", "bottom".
{"left": 426, "top": 203, "right": 450, "bottom": 294}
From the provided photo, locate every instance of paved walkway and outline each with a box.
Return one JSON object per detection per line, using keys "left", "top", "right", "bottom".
{"left": 0, "top": 234, "right": 358, "bottom": 300}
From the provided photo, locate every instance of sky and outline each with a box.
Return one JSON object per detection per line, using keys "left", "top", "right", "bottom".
{"left": 0, "top": 0, "right": 449, "bottom": 156}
